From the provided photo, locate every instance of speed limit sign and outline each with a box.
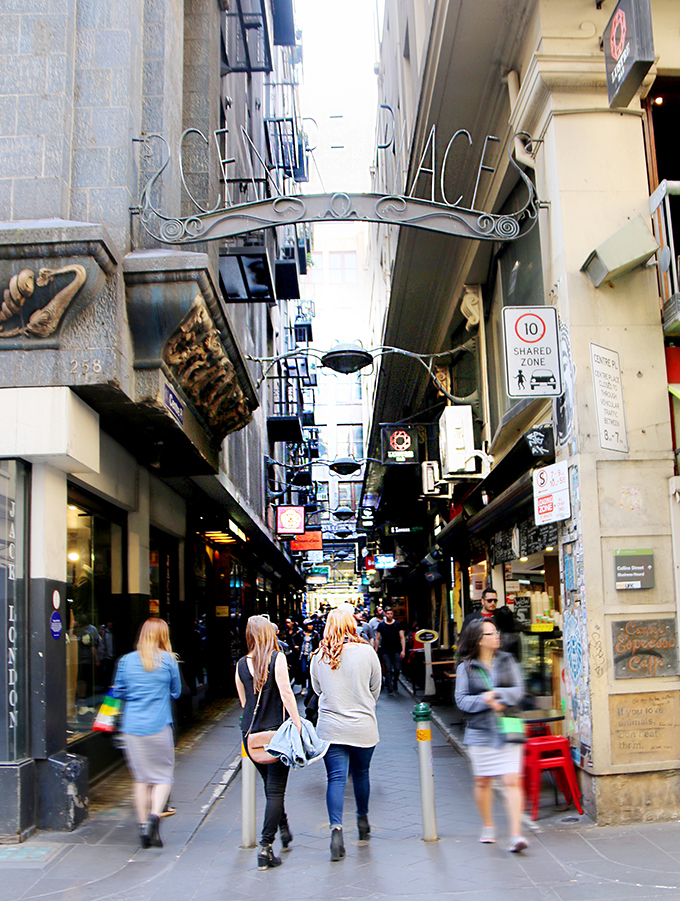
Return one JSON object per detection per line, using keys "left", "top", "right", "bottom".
{"left": 502, "top": 306, "right": 562, "bottom": 398}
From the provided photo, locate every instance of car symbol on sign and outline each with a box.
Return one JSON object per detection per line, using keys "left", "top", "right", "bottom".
{"left": 530, "top": 368, "right": 556, "bottom": 390}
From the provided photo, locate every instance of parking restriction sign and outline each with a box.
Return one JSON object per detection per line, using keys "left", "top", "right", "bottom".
{"left": 502, "top": 306, "right": 562, "bottom": 398}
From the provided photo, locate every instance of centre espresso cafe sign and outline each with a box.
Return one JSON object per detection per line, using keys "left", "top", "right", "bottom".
{"left": 603, "top": 0, "right": 655, "bottom": 109}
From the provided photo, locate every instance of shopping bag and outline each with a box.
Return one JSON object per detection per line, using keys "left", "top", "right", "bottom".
{"left": 498, "top": 715, "right": 526, "bottom": 744}
{"left": 92, "top": 694, "right": 122, "bottom": 733}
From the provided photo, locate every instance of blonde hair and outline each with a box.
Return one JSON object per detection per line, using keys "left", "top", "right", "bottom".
{"left": 245, "top": 615, "right": 279, "bottom": 692}
{"left": 137, "top": 618, "right": 173, "bottom": 672}
{"left": 318, "top": 604, "right": 364, "bottom": 670}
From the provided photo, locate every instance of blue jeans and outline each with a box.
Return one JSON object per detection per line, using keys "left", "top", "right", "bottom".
{"left": 323, "top": 743, "right": 375, "bottom": 828}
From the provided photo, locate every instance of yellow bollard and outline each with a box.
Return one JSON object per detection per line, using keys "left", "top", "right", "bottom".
{"left": 413, "top": 703, "right": 438, "bottom": 841}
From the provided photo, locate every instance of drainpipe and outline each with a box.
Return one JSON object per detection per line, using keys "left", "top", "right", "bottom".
{"left": 504, "top": 70, "right": 536, "bottom": 170}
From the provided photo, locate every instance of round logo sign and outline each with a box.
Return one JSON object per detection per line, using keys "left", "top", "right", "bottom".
{"left": 50, "top": 611, "right": 63, "bottom": 640}
{"left": 610, "top": 8, "right": 626, "bottom": 62}
{"left": 389, "top": 430, "right": 411, "bottom": 452}
{"left": 415, "top": 629, "right": 439, "bottom": 644}
{"left": 52, "top": 589, "right": 61, "bottom": 610}
{"left": 279, "top": 507, "right": 304, "bottom": 532}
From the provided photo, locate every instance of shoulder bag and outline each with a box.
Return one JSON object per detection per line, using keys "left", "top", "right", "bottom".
{"left": 243, "top": 653, "right": 281, "bottom": 765}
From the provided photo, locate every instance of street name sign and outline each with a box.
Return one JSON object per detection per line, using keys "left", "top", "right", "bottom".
{"left": 590, "top": 344, "right": 629, "bottom": 453}
{"left": 502, "top": 306, "right": 562, "bottom": 398}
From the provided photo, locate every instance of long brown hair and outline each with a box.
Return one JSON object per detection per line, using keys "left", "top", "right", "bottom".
{"left": 137, "top": 618, "right": 173, "bottom": 672}
{"left": 318, "top": 604, "right": 364, "bottom": 670}
{"left": 245, "top": 615, "right": 279, "bottom": 692}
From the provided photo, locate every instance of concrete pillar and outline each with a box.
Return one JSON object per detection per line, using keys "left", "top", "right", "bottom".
{"left": 530, "top": 75, "right": 676, "bottom": 820}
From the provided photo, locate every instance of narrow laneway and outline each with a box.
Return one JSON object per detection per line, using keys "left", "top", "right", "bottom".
{"left": 5, "top": 691, "right": 680, "bottom": 900}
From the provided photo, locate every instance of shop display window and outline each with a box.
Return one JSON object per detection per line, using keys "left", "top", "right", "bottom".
{"left": 0, "top": 460, "right": 29, "bottom": 761}
{"left": 66, "top": 494, "right": 125, "bottom": 743}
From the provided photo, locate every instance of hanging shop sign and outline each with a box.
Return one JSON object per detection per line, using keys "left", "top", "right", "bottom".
{"left": 533, "top": 461, "right": 571, "bottom": 526}
{"left": 375, "top": 554, "right": 397, "bottom": 569}
{"left": 603, "top": 0, "right": 655, "bottom": 109}
{"left": 502, "top": 306, "right": 562, "bottom": 399}
{"left": 613, "top": 618, "right": 678, "bottom": 679}
{"left": 275, "top": 505, "right": 305, "bottom": 535}
{"left": 614, "top": 548, "right": 654, "bottom": 590}
{"left": 381, "top": 425, "right": 419, "bottom": 464}
{"left": 306, "top": 565, "right": 330, "bottom": 585}
{"left": 590, "top": 344, "right": 629, "bottom": 453}
{"left": 290, "top": 530, "right": 323, "bottom": 551}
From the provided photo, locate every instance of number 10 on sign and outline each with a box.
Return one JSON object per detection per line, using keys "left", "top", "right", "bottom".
{"left": 502, "top": 306, "right": 562, "bottom": 399}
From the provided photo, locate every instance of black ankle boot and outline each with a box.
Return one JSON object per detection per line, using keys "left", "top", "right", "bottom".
{"left": 330, "top": 827, "right": 345, "bottom": 861}
{"left": 357, "top": 815, "right": 370, "bottom": 841}
{"left": 279, "top": 820, "right": 293, "bottom": 850}
{"left": 145, "top": 814, "right": 162, "bottom": 848}
{"left": 139, "top": 823, "right": 150, "bottom": 849}
{"left": 257, "top": 843, "right": 282, "bottom": 870}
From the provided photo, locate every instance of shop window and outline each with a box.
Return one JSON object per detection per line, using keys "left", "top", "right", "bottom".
{"left": 66, "top": 491, "right": 126, "bottom": 743}
{"left": 337, "top": 481, "right": 361, "bottom": 510}
{"left": 307, "top": 251, "right": 324, "bottom": 284}
{"left": 486, "top": 175, "right": 544, "bottom": 436}
{"left": 0, "top": 460, "right": 29, "bottom": 761}
{"left": 329, "top": 251, "right": 357, "bottom": 284}
{"left": 336, "top": 424, "right": 364, "bottom": 459}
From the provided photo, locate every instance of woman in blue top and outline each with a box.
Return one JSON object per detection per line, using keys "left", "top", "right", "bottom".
{"left": 112, "top": 618, "right": 181, "bottom": 849}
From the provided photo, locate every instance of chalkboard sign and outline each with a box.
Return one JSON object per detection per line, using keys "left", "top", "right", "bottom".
{"left": 519, "top": 518, "right": 558, "bottom": 556}
{"left": 490, "top": 528, "right": 515, "bottom": 565}
{"left": 514, "top": 596, "right": 531, "bottom": 625}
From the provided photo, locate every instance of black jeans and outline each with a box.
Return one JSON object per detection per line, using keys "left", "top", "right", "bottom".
{"left": 383, "top": 651, "right": 401, "bottom": 692}
{"left": 255, "top": 759, "right": 290, "bottom": 845}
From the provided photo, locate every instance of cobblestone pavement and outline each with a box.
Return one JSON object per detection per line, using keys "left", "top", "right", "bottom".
{"left": 3, "top": 688, "right": 680, "bottom": 901}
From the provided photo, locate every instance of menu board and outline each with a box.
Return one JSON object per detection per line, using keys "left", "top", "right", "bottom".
{"left": 490, "top": 528, "right": 515, "bottom": 565}
{"left": 519, "top": 518, "right": 558, "bottom": 556}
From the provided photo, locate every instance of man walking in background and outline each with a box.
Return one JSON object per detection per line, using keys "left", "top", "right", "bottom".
{"left": 377, "top": 607, "right": 405, "bottom": 695}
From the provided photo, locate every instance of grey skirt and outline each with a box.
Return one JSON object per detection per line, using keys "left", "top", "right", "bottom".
{"left": 121, "top": 725, "right": 175, "bottom": 784}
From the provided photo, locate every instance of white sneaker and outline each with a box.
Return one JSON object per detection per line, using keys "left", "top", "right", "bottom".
{"left": 508, "top": 835, "right": 528, "bottom": 852}
{"left": 479, "top": 826, "right": 496, "bottom": 843}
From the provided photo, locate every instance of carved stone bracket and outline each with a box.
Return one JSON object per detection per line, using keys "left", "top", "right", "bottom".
{"left": 123, "top": 250, "right": 258, "bottom": 445}
{"left": 0, "top": 220, "right": 119, "bottom": 350}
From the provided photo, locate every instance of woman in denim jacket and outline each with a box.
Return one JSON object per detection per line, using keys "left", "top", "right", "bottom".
{"left": 455, "top": 618, "right": 527, "bottom": 852}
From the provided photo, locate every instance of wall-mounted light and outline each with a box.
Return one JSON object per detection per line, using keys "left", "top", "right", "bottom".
{"left": 67, "top": 552, "right": 80, "bottom": 562}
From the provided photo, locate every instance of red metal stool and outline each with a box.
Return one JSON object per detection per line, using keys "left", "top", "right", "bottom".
{"left": 524, "top": 735, "right": 583, "bottom": 820}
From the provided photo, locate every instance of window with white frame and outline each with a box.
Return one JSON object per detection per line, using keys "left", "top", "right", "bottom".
{"left": 328, "top": 251, "right": 357, "bottom": 284}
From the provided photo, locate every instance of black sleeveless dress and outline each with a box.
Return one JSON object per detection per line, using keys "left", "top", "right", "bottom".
{"left": 238, "top": 652, "right": 285, "bottom": 740}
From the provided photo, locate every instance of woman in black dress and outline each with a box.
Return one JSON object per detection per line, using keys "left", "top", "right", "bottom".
{"left": 235, "top": 615, "right": 302, "bottom": 870}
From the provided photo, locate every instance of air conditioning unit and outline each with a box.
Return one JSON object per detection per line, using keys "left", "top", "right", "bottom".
{"left": 439, "top": 406, "right": 476, "bottom": 477}
{"left": 421, "top": 461, "right": 440, "bottom": 495}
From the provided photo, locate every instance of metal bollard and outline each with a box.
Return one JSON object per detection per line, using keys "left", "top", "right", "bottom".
{"left": 241, "top": 744, "right": 257, "bottom": 848}
{"left": 413, "top": 702, "right": 438, "bottom": 841}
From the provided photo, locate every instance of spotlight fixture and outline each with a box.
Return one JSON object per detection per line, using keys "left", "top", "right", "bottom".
{"left": 329, "top": 456, "right": 361, "bottom": 476}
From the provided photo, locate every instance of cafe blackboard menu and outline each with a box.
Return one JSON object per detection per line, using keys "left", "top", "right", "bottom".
{"left": 520, "top": 518, "right": 558, "bottom": 556}
{"left": 491, "top": 528, "right": 515, "bottom": 565}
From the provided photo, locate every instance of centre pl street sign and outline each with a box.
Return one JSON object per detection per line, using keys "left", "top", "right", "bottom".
{"left": 502, "top": 306, "right": 562, "bottom": 399}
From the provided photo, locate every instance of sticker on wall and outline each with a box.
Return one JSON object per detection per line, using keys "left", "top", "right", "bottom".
{"left": 52, "top": 589, "right": 61, "bottom": 610}
{"left": 50, "top": 611, "right": 63, "bottom": 640}
{"left": 620, "top": 486, "right": 642, "bottom": 512}
{"left": 564, "top": 612, "right": 583, "bottom": 685}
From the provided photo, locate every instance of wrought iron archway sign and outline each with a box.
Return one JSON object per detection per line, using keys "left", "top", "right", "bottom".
{"left": 136, "top": 131, "right": 538, "bottom": 245}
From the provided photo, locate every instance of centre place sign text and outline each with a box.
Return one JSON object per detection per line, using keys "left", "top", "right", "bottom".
{"left": 136, "top": 130, "right": 538, "bottom": 246}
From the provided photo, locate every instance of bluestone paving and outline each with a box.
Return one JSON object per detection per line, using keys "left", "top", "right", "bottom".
{"left": 3, "top": 688, "right": 680, "bottom": 899}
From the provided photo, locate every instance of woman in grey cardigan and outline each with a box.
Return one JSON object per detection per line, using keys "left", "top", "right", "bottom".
{"left": 310, "top": 604, "right": 381, "bottom": 861}
{"left": 455, "top": 618, "right": 526, "bottom": 852}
